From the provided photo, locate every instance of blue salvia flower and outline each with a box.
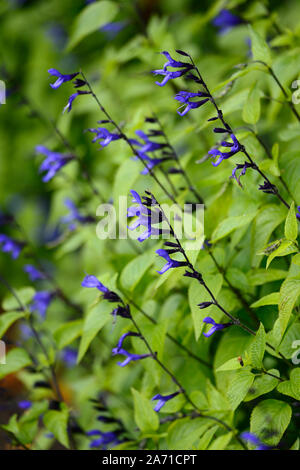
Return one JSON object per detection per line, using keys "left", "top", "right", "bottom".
{"left": 30, "top": 291, "right": 54, "bottom": 318}
{"left": 152, "top": 391, "right": 181, "bottom": 412}
{"left": 36, "top": 145, "right": 74, "bottom": 182}
{"left": 174, "top": 91, "right": 209, "bottom": 116}
{"left": 86, "top": 430, "right": 119, "bottom": 449}
{"left": 24, "top": 264, "right": 46, "bottom": 281}
{"left": 0, "top": 234, "right": 25, "bottom": 259}
{"left": 212, "top": 9, "right": 243, "bottom": 35}
{"left": 127, "top": 190, "right": 167, "bottom": 242}
{"left": 112, "top": 348, "right": 151, "bottom": 367}
{"left": 112, "top": 331, "right": 140, "bottom": 355}
{"left": 81, "top": 274, "right": 121, "bottom": 303}
{"left": 61, "top": 199, "right": 94, "bottom": 231}
{"left": 153, "top": 51, "right": 193, "bottom": 87}
{"left": 19, "top": 323, "right": 33, "bottom": 340}
{"left": 202, "top": 317, "right": 233, "bottom": 337}
{"left": 258, "top": 181, "right": 277, "bottom": 194}
{"left": 156, "top": 249, "right": 187, "bottom": 275}
{"left": 131, "top": 130, "right": 168, "bottom": 153}
{"left": 112, "top": 333, "right": 151, "bottom": 367}
{"left": 18, "top": 400, "right": 32, "bottom": 410}
{"left": 100, "top": 21, "right": 127, "bottom": 39}
{"left": 48, "top": 68, "right": 79, "bottom": 89}
{"left": 230, "top": 162, "right": 254, "bottom": 187}
{"left": 88, "top": 126, "right": 122, "bottom": 147}
{"left": 63, "top": 90, "right": 90, "bottom": 113}
{"left": 241, "top": 432, "right": 270, "bottom": 450}
{"left": 208, "top": 133, "right": 241, "bottom": 166}
{"left": 296, "top": 206, "right": 300, "bottom": 220}
{"left": 61, "top": 347, "right": 77, "bottom": 367}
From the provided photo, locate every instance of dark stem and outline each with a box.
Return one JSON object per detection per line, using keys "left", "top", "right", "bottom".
{"left": 80, "top": 71, "right": 178, "bottom": 205}
{"left": 188, "top": 56, "right": 291, "bottom": 211}
{"left": 0, "top": 274, "right": 77, "bottom": 449}
{"left": 121, "top": 290, "right": 211, "bottom": 368}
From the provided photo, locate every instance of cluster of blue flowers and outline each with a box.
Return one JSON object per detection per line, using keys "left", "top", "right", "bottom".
{"left": 81, "top": 272, "right": 182, "bottom": 417}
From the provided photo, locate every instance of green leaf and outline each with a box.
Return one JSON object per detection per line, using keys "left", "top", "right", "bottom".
{"left": 67, "top": 1, "right": 118, "bottom": 50}
{"left": 0, "top": 311, "right": 25, "bottom": 339}
{"left": 188, "top": 273, "right": 223, "bottom": 340}
{"left": 211, "top": 212, "right": 257, "bottom": 243}
{"left": 227, "top": 369, "right": 255, "bottom": 410}
{"left": 247, "top": 268, "right": 287, "bottom": 286}
{"left": 251, "top": 292, "right": 279, "bottom": 308}
{"left": 244, "top": 369, "right": 280, "bottom": 401}
{"left": 0, "top": 348, "right": 31, "bottom": 380}
{"left": 277, "top": 368, "right": 300, "bottom": 400}
{"left": 216, "top": 357, "right": 243, "bottom": 372}
{"left": 250, "top": 399, "right": 292, "bottom": 446}
{"left": 292, "top": 253, "right": 300, "bottom": 266}
{"left": 120, "top": 250, "right": 155, "bottom": 291}
{"left": 208, "top": 432, "right": 233, "bottom": 450}
{"left": 53, "top": 320, "right": 83, "bottom": 350}
{"left": 167, "top": 418, "right": 212, "bottom": 450}
{"left": 248, "top": 323, "right": 266, "bottom": 368}
{"left": 284, "top": 201, "right": 298, "bottom": 241}
{"left": 2, "top": 287, "right": 35, "bottom": 310}
{"left": 279, "top": 277, "right": 300, "bottom": 336}
{"left": 43, "top": 404, "right": 69, "bottom": 448}
{"left": 77, "top": 302, "right": 111, "bottom": 363}
{"left": 242, "top": 83, "right": 261, "bottom": 124}
{"left": 266, "top": 239, "right": 298, "bottom": 268}
{"left": 249, "top": 26, "right": 272, "bottom": 66}
{"left": 131, "top": 388, "right": 159, "bottom": 433}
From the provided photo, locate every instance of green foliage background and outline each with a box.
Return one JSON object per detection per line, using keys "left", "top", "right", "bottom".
{"left": 0, "top": 0, "right": 299, "bottom": 450}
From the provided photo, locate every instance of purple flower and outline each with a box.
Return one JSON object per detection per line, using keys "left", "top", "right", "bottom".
{"left": 131, "top": 130, "right": 168, "bottom": 153}
{"left": 61, "top": 347, "right": 77, "bottom": 367}
{"left": 198, "top": 301, "right": 214, "bottom": 309}
{"left": 258, "top": 181, "right": 277, "bottom": 194}
{"left": 30, "top": 291, "right": 54, "bottom": 318}
{"left": 127, "top": 190, "right": 166, "bottom": 242}
{"left": 208, "top": 134, "right": 241, "bottom": 166}
{"left": 212, "top": 9, "right": 243, "bottom": 35}
{"left": 230, "top": 162, "right": 253, "bottom": 187}
{"left": 153, "top": 51, "right": 193, "bottom": 87}
{"left": 88, "top": 127, "right": 122, "bottom": 147}
{"left": 112, "top": 332, "right": 140, "bottom": 355}
{"left": 100, "top": 21, "right": 127, "bottom": 38}
{"left": 18, "top": 400, "right": 32, "bottom": 410}
{"left": 36, "top": 145, "right": 74, "bottom": 182}
{"left": 203, "top": 317, "right": 233, "bottom": 337}
{"left": 296, "top": 206, "right": 300, "bottom": 220}
{"left": 112, "top": 347, "right": 151, "bottom": 367}
{"left": 111, "top": 305, "right": 131, "bottom": 319}
{"left": 63, "top": 90, "right": 90, "bottom": 113}
{"left": 61, "top": 199, "right": 94, "bottom": 230}
{"left": 81, "top": 274, "right": 121, "bottom": 302}
{"left": 81, "top": 274, "right": 109, "bottom": 293}
{"left": 175, "top": 91, "right": 209, "bottom": 116}
{"left": 152, "top": 391, "right": 181, "bottom": 412}
{"left": 87, "top": 430, "right": 119, "bottom": 449}
{"left": 48, "top": 68, "right": 79, "bottom": 89}
{"left": 241, "top": 432, "right": 270, "bottom": 450}
{"left": 24, "top": 264, "right": 46, "bottom": 281}
{"left": 0, "top": 234, "right": 24, "bottom": 259}
{"left": 156, "top": 249, "right": 187, "bottom": 275}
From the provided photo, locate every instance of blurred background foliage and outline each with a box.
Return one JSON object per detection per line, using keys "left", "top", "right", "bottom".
{"left": 0, "top": 0, "right": 299, "bottom": 450}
